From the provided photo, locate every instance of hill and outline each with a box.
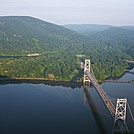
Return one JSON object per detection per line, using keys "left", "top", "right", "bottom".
{"left": 0, "top": 16, "right": 86, "bottom": 55}
{"left": 89, "top": 27, "right": 134, "bottom": 58}
{"left": 0, "top": 16, "right": 91, "bottom": 81}
{"left": 121, "top": 26, "right": 134, "bottom": 31}
{"left": 64, "top": 24, "right": 134, "bottom": 59}
{"left": 0, "top": 16, "right": 133, "bottom": 81}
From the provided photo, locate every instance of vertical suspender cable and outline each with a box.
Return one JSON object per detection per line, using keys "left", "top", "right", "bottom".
{"left": 127, "top": 102, "right": 134, "bottom": 124}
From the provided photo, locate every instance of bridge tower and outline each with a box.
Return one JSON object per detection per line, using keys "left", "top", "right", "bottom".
{"left": 115, "top": 98, "right": 127, "bottom": 123}
{"left": 83, "top": 59, "right": 90, "bottom": 84}
{"left": 114, "top": 98, "right": 129, "bottom": 132}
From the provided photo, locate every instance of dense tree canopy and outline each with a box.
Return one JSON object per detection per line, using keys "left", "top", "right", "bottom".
{"left": 0, "top": 16, "right": 133, "bottom": 81}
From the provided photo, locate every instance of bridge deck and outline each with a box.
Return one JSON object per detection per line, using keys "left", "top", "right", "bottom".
{"left": 85, "top": 71, "right": 115, "bottom": 116}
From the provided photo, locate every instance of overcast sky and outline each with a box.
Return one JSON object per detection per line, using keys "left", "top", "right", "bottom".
{"left": 0, "top": 0, "right": 134, "bottom": 25}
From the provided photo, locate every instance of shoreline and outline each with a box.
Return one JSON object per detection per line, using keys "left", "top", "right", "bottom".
{"left": 0, "top": 67, "right": 134, "bottom": 83}
{"left": 103, "top": 80, "right": 132, "bottom": 83}
{"left": 0, "top": 77, "right": 133, "bottom": 84}
{"left": 0, "top": 77, "right": 82, "bottom": 84}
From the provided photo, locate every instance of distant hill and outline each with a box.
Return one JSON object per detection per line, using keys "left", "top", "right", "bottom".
{"left": 64, "top": 24, "right": 134, "bottom": 33}
{"left": 121, "top": 26, "right": 134, "bottom": 31}
{"left": 64, "top": 24, "right": 111, "bottom": 34}
{"left": 89, "top": 27, "right": 134, "bottom": 58}
{"left": 64, "top": 24, "right": 134, "bottom": 58}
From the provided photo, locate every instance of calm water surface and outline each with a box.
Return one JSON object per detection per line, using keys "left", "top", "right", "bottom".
{"left": 0, "top": 68, "right": 134, "bottom": 134}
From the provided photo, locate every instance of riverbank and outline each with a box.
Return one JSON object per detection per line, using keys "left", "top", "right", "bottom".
{"left": 0, "top": 77, "right": 71, "bottom": 82}
{"left": 103, "top": 66, "right": 134, "bottom": 83}
{"left": 0, "top": 78, "right": 48, "bottom": 81}
{"left": 1, "top": 77, "right": 134, "bottom": 85}
{"left": 0, "top": 77, "right": 82, "bottom": 83}
{"left": 0, "top": 67, "right": 134, "bottom": 83}
{"left": 103, "top": 80, "right": 131, "bottom": 83}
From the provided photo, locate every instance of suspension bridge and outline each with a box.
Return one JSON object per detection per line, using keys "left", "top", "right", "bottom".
{"left": 83, "top": 59, "right": 134, "bottom": 133}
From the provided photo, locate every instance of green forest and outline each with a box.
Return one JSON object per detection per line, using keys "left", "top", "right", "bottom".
{"left": 0, "top": 16, "right": 134, "bottom": 82}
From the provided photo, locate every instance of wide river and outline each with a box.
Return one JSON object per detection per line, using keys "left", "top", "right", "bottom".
{"left": 0, "top": 68, "right": 134, "bottom": 134}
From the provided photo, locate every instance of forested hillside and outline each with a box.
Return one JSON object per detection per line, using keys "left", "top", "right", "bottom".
{"left": 0, "top": 16, "right": 86, "bottom": 55}
{"left": 0, "top": 16, "right": 133, "bottom": 81}
{"left": 64, "top": 24, "right": 134, "bottom": 59}
{"left": 91, "top": 27, "right": 134, "bottom": 58}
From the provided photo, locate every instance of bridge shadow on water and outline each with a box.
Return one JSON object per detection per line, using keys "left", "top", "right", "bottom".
{"left": 83, "top": 85, "right": 111, "bottom": 134}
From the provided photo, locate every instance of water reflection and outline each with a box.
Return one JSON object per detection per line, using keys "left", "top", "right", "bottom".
{"left": 83, "top": 84, "right": 110, "bottom": 134}
{"left": 0, "top": 79, "right": 82, "bottom": 89}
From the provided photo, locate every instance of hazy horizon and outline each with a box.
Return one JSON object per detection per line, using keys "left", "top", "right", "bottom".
{"left": 0, "top": 0, "right": 134, "bottom": 26}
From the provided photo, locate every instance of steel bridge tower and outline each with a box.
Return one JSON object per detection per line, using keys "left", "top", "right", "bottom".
{"left": 83, "top": 59, "right": 90, "bottom": 84}
{"left": 115, "top": 98, "right": 127, "bottom": 123}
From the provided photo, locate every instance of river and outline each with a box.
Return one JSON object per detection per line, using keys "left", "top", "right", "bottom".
{"left": 0, "top": 68, "right": 134, "bottom": 134}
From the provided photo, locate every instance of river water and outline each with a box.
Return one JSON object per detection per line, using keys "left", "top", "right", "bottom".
{"left": 0, "top": 69, "right": 134, "bottom": 134}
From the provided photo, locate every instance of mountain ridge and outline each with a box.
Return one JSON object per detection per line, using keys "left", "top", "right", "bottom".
{"left": 64, "top": 24, "right": 134, "bottom": 58}
{"left": 0, "top": 16, "right": 86, "bottom": 55}
{"left": 64, "top": 24, "right": 134, "bottom": 33}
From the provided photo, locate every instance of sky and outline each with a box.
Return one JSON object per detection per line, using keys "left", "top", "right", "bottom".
{"left": 0, "top": 0, "right": 134, "bottom": 26}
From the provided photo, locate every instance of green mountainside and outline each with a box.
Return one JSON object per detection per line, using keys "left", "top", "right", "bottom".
{"left": 64, "top": 24, "right": 134, "bottom": 58}
{"left": 0, "top": 16, "right": 86, "bottom": 55}
{"left": 0, "top": 16, "right": 133, "bottom": 81}
{"left": 89, "top": 27, "right": 134, "bottom": 58}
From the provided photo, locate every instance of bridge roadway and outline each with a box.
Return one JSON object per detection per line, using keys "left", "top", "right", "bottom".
{"left": 85, "top": 70, "right": 115, "bottom": 116}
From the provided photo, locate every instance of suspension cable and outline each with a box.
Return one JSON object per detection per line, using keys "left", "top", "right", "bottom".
{"left": 127, "top": 102, "right": 134, "bottom": 125}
